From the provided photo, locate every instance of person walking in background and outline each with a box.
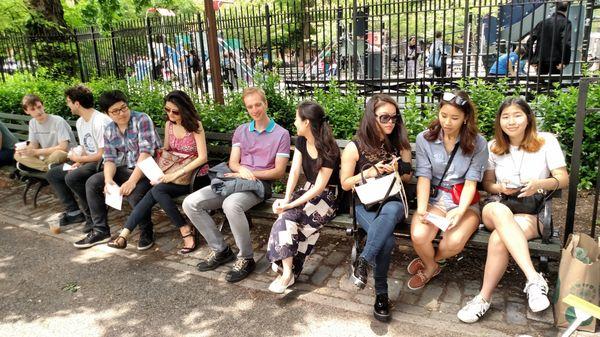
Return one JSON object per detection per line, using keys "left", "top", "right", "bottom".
{"left": 266, "top": 101, "right": 340, "bottom": 293}
{"left": 428, "top": 31, "right": 446, "bottom": 77}
{"left": 405, "top": 36, "right": 421, "bottom": 78}
{"left": 526, "top": 1, "right": 572, "bottom": 75}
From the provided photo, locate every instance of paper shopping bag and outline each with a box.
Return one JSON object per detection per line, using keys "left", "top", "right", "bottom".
{"left": 553, "top": 233, "right": 600, "bottom": 332}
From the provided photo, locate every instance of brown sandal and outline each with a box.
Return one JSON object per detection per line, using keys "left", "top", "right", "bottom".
{"left": 178, "top": 228, "right": 198, "bottom": 254}
{"left": 107, "top": 235, "right": 127, "bottom": 249}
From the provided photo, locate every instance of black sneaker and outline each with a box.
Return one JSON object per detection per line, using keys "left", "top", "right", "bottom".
{"left": 226, "top": 258, "right": 256, "bottom": 283}
{"left": 197, "top": 246, "right": 236, "bottom": 271}
{"left": 374, "top": 293, "right": 391, "bottom": 322}
{"left": 82, "top": 216, "right": 94, "bottom": 233}
{"left": 137, "top": 230, "right": 154, "bottom": 251}
{"left": 59, "top": 212, "right": 86, "bottom": 227}
{"left": 73, "top": 230, "right": 110, "bottom": 249}
{"left": 351, "top": 257, "right": 369, "bottom": 289}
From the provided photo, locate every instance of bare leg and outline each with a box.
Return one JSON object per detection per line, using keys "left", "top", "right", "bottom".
{"left": 411, "top": 206, "right": 444, "bottom": 277}
{"left": 281, "top": 256, "right": 293, "bottom": 284}
{"left": 435, "top": 209, "right": 479, "bottom": 261}
{"left": 179, "top": 224, "right": 195, "bottom": 248}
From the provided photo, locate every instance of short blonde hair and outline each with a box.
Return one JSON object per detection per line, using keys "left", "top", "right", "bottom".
{"left": 242, "top": 87, "right": 267, "bottom": 105}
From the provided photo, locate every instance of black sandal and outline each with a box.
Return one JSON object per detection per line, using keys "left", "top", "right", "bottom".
{"left": 107, "top": 235, "right": 127, "bottom": 249}
{"left": 178, "top": 228, "right": 198, "bottom": 254}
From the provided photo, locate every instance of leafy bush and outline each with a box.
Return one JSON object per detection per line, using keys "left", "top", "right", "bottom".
{"left": 402, "top": 84, "right": 437, "bottom": 142}
{"left": 313, "top": 80, "right": 364, "bottom": 139}
{"left": 533, "top": 84, "right": 600, "bottom": 189}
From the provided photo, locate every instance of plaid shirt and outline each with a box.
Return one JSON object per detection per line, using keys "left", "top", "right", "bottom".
{"left": 103, "top": 111, "right": 161, "bottom": 168}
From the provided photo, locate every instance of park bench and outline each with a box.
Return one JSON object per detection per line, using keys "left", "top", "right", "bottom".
{"left": 0, "top": 112, "right": 561, "bottom": 270}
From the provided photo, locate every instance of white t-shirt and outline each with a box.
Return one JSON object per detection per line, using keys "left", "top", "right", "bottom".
{"left": 486, "top": 132, "right": 566, "bottom": 185}
{"left": 76, "top": 110, "right": 112, "bottom": 155}
{"left": 28, "top": 114, "right": 77, "bottom": 149}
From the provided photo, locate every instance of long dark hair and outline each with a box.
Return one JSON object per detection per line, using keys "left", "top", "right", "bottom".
{"left": 164, "top": 90, "right": 202, "bottom": 133}
{"left": 424, "top": 90, "right": 479, "bottom": 155}
{"left": 297, "top": 101, "right": 339, "bottom": 170}
{"left": 491, "top": 97, "right": 544, "bottom": 155}
{"left": 355, "top": 94, "right": 411, "bottom": 155}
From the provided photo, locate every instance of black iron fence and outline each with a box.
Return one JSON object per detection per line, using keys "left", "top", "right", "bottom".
{"left": 0, "top": 0, "right": 598, "bottom": 100}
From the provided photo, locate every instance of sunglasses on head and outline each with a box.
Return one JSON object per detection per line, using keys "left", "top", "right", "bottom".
{"left": 442, "top": 92, "right": 468, "bottom": 107}
{"left": 377, "top": 114, "right": 398, "bottom": 124}
{"left": 164, "top": 107, "right": 180, "bottom": 115}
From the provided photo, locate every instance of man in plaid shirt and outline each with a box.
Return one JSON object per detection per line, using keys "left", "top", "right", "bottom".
{"left": 74, "top": 90, "right": 161, "bottom": 249}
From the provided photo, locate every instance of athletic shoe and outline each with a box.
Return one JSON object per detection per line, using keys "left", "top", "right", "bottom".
{"left": 457, "top": 294, "right": 491, "bottom": 323}
{"left": 524, "top": 273, "right": 550, "bottom": 312}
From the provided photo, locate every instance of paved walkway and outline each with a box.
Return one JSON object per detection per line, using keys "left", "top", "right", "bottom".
{"left": 0, "top": 174, "right": 595, "bottom": 337}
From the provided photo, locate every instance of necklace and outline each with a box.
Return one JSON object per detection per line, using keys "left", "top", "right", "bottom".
{"left": 509, "top": 145, "right": 525, "bottom": 182}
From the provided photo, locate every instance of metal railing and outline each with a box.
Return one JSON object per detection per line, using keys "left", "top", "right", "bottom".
{"left": 0, "top": 0, "right": 598, "bottom": 100}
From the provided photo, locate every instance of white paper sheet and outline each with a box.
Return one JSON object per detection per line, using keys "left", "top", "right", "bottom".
{"left": 425, "top": 213, "right": 450, "bottom": 232}
{"left": 137, "top": 156, "right": 164, "bottom": 183}
{"left": 62, "top": 163, "right": 75, "bottom": 171}
{"left": 105, "top": 183, "right": 122, "bottom": 210}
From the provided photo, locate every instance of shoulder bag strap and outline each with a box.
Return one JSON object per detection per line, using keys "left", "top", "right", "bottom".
{"left": 432, "top": 141, "right": 460, "bottom": 191}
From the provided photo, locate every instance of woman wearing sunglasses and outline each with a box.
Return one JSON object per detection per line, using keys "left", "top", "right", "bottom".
{"left": 108, "top": 90, "right": 210, "bottom": 253}
{"left": 408, "top": 90, "right": 488, "bottom": 290}
{"left": 340, "top": 94, "right": 412, "bottom": 322}
{"left": 457, "top": 97, "right": 568, "bottom": 323}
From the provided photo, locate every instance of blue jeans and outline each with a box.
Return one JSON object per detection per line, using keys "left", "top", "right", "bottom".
{"left": 355, "top": 201, "right": 405, "bottom": 295}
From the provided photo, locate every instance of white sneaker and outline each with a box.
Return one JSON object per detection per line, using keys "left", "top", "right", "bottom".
{"left": 457, "top": 294, "right": 491, "bottom": 323}
{"left": 524, "top": 272, "right": 550, "bottom": 312}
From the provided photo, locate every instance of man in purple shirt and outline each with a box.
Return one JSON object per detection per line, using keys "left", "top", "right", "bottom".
{"left": 183, "top": 87, "right": 290, "bottom": 283}
{"left": 74, "top": 90, "right": 161, "bottom": 249}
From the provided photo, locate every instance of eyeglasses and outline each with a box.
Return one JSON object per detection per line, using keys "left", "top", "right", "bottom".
{"left": 164, "top": 107, "right": 180, "bottom": 115}
{"left": 442, "top": 92, "right": 468, "bottom": 107}
{"left": 377, "top": 114, "right": 398, "bottom": 124}
{"left": 108, "top": 104, "right": 128, "bottom": 116}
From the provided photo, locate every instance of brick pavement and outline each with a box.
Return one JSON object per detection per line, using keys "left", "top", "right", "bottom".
{"left": 0, "top": 175, "right": 596, "bottom": 337}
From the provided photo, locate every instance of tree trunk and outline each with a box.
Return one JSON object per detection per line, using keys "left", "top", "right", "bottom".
{"left": 27, "top": 0, "right": 68, "bottom": 34}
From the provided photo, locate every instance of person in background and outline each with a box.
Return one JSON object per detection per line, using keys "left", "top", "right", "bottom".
{"left": 489, "top": 46, "right": 526, "bottom": 76}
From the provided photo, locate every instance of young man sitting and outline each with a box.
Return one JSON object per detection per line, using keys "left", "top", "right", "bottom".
{"left": 14, "top": 94, "right": 77, "bottom": 172}
{"left": 74, "top": 90, "right": 161, "bottom": 249}
{"left": 46, "top": 85, "right": 112, "bottom": 231}
{"left": 183, "top": 87, "right": 290, "bottom": 283}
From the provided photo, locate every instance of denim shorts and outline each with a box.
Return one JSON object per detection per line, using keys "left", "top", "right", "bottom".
{"left": 429, "top": 190, "right": 480, "bottom": 216}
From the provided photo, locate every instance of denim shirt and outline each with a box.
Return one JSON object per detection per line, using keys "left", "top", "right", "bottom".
{"left": 415, "top": 130, "right": 488, "bottom": 189}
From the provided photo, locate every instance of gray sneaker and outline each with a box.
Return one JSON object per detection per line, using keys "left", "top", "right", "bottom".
{"left": 196, "top": 246, "right": 235, "bottom": 271}
{"left": 225, "top": 258, "right": 256, "bottom": 283}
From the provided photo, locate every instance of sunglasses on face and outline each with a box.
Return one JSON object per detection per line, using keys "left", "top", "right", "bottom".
{"left": 442, "top": 92, "right": 468, "bottom": 107}
{"left": 377, "top": 114, "right": 398, "bottom": 124}
{"left": 164, "top": 107, "right": 180, "bottom": 115}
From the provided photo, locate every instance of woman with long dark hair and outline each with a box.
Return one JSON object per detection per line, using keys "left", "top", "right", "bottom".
{"left": 108, "top": 90, "right": 210, "bottom": 253}
{"left": 266, "top": 101, "right": 340, "bottom": 293}
{"left": 408, "top": 90, "right": 488, "bottom": 290}
{"left": 457, "top": 98, "right": 568, "bottom": 323}
{"left": 340, "top": 94, "right": 412, "bottom": 322}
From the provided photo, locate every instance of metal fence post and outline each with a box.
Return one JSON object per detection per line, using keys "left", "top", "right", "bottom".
{"left": 73, "top": 28, "right": 85, "bottom": 81}
{"left": 91, "top": 26, "right": 101, "bottom": 77}
{"left": 462, "top": 1, "right": 470, "bottom": 78}
{"left": 110, "top": 30, "right": 119, "bottom": 77}
{"left": 146, "top": 18, "right": 156, "bottom": 82}
{"left": 565, "top": 78, "right": 590, "bottom": 242}
{"left": 265, "top": 4, "right": 273, "bottom": 71}
{"left": 197, "top": 14, "right": 209, "bottom": 95}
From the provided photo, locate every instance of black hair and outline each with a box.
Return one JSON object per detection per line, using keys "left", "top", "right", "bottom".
{"left": 297, "top": 101, "right": 339, "bottom": 170}
{"left": 98, "top": 90, "right": 128, "bottom": 113}
{"left": 64, "top": 85, "right": 94, "bottom": 109}
{"left": 164, "top": 90, "right": 202, "bottom": 133}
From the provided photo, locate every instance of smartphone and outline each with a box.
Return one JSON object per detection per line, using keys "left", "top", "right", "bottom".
{"left": 505, "top": 182, "right": 525, "bottom": 189}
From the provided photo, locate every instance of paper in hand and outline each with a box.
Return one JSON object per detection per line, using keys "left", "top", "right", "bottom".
{"left": 62, "top": 163, "right": 75, "bottom": 171}
{"left": 137, "top": 157, "right": 164, "bottom": 183}
{"left": 425, "top": 213, "right": 450, "bottom": 231}
{"left": 105, "top": 183, "right": 123, "bottom": 210}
